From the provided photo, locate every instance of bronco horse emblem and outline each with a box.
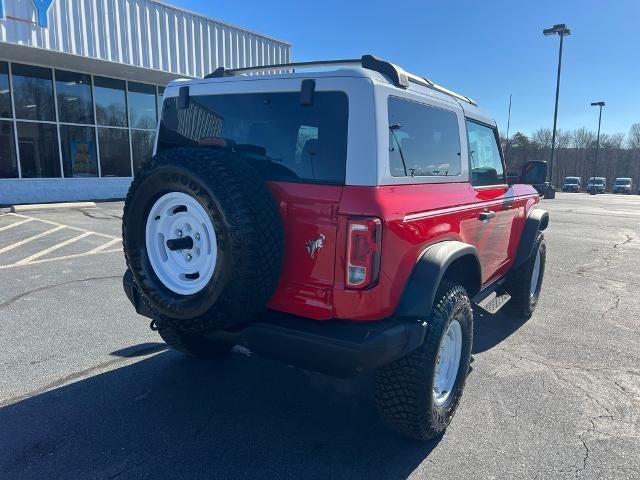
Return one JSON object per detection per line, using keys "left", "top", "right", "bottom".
{"left": 305, "top": 234, "right": 326, "bottom": 258}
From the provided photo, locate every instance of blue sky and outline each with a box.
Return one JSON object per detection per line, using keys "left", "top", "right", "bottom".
{"left": 174, "top": 0, "right": 639, "bottom": 137}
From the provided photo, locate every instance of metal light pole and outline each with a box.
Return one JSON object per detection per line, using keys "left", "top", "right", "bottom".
{"left": 543, "top": 23, "right": 571, "bottom": 195}
{"left": 590, "top": 101, "right": 605, "bottom": 195}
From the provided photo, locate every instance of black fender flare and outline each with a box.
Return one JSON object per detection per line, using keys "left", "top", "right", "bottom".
{"left": 514, "top": 208, "right": 549, "bottom": 268}
{"left": 395, "top": 241, "right": 482, "bottom": 319}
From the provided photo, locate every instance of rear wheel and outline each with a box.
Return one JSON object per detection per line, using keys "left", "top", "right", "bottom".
{"left": 375, "top": 283, "right": 473, "bottom": 440}
{"left": 506, "top": 231, "right": 546, "bottom": 318}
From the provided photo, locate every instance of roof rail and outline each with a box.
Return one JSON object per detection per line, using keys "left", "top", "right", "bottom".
{"left": 204, "top": 55, "right": 477, "bottom": 106}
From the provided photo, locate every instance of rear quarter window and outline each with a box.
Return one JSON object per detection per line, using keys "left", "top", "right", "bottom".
{"left": 157, "top": 91, "right": 349, "bottom": 184}
{"left": 387, "top": 96, "right": 462, "bottom": 178}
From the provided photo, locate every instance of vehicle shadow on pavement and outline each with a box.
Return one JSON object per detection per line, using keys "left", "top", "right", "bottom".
{"left": 472, "top": 308, "right": 530, "bottom": 354}
{"left": 0, "top": 348, "right": 441, "bottom": 479}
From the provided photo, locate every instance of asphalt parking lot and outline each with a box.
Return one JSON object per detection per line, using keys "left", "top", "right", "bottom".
{"left": 1, "top": 193, "right": 639, "bottom": 479}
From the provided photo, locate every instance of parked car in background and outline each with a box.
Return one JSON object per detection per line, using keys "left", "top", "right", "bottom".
{"left": 612, "top": 177, "right": 633, "bottom": 194}
{"left": 562, "top": 176, "right": 581, "bottom": 192}
{"left": 587, "top": 177, "right": 606, "bottom": 194}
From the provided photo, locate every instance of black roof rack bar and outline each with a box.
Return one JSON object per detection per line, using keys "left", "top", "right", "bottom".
{"left": 203, "top": 55, "right": 477, "bottom": 106}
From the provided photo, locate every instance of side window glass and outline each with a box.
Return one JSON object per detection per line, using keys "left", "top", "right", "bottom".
{"left": 466, "top": 120, "right": 505, "bottom": 186}
{"left": 388, "top": 97, "right": 461, "bottom": 177}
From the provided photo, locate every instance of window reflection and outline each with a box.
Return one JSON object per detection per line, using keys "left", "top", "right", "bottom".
{"left": 157, "top": 86, "right": 165, "bottom": 120}
{"left": 128, "top": 82, "right": 157, "bottom": 129}
{"left": 60, "top": 125, "right": 98, "bottom": 177}
{"left": 0, "top": 120, "right": 18, "bottom": 178}
{"left": 17, "top": 122, "right": 61, "bottom": 178}
{"left": 56, "top": 70, "right": 94, "bottom": 124}
{"left": 98, "top": 127, "right": 131, "bottom": 177}
{"left": 94, "top": 76, "right": 127, "bottom": 127}
{"left": 132, "top": 129, "right": 155, "bottom": 173}
{"left": 12, "top": 63, "right": 55, "bottom": 121}
{"left": 0, "top": 62, "right": 11, "bottom": 119}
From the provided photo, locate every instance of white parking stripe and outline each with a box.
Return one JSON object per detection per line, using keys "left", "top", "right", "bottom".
{"left": 0, "top": 218, "right": 35, "bottom": 232}
{"left": 86, "top": 238, "right": 122, "bottom": 254}
{"left": 0, "top": 248, "right": 123, "bottom": 269}
{"left": 0, "top": 226, "right": 65, "bottom": 254}
{"left": 6, "top": 213, "right": 119, "bottom": 240}
{"left": 15, "top": 232, "right": 93, "bottom": 265}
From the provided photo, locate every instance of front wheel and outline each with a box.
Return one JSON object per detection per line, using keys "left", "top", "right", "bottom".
{"left": 506, "top": 231, "right": 546, "bottom": 318}
{"left": 374, "top": 283, "right": 473, "bottom": 440}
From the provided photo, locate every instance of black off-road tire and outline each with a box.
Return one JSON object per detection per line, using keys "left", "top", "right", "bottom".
{"left": 157, "top": 323, "right": 234, "bottom": 358}
{"left": 375, "top": 283, "right": 473, "bottom": 440}
{"left": 506, "top": 231, "right": 546, "bottom": 318}
{"left": 122, "top": 147, "right": 283, "bottom": 334}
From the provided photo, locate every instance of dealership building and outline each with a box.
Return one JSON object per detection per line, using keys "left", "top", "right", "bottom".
{"left": 0, "top": 0, "right": 290, "bottom": 205}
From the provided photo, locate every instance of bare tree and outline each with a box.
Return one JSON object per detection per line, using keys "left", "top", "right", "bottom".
{"left": 571, "top": 127, "right": 596, "bottom": 149}
{"left": 531, "top": 128, "right": 553, "bottom": 149}
{"left": 628, "top": 123, "right": 640, "bottom": 150}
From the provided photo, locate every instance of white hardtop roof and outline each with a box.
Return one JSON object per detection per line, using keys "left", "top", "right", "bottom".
{"left": 167, "top": 55, "right": 496, "bottom": 126}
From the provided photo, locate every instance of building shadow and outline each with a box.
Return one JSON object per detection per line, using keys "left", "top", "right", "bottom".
{"left": 0, "top": 347, "right": 441, "bottom": 480}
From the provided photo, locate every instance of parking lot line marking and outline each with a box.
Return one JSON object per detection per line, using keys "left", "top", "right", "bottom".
{"left": 101, "top": 248, "right": 124, "bottom": 254}
{"left": 15, "top": 232, "right": 94, "bottom": 265}
{"left": 0, "top": 218, "right": 35, "bottom": 232}
{"left": 86, "top": 238, "right": 121, "bottom": 254}
{"left": 0, "top": 248, "right": 122, "bottom": 268}
{"left": 6, "top": 213, "right": 120, "bottom": 240}
{"left": 0, "top": 226, "right": 66, "bottom": 254}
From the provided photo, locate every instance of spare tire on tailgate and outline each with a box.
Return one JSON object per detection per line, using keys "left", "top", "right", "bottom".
{"left": 122, "top": 147, "right": 283, "bottom": 333}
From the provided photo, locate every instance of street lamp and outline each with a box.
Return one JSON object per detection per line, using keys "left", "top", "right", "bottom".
{"left": 543, "top": 23, "right": 571, "bottom": 196}
{"left": 590, "top": 101, "right": 605, "bottom": 195}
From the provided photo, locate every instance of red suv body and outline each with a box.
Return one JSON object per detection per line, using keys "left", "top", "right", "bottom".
{"left": 122, "top": 55, "right": 549, "bottom": 440}
{"left": 266, "top": 181, "right": 539, "bottom": 321}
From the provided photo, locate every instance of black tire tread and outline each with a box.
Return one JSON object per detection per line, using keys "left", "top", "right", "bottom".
{"left": 506, "top": 232, "right": 546, "bottom": 318}
{"left": 375, "top": 283, "right": 473, "bottom": 440}
{"left": 122, "top": 147, "right": 283, "bottom": 333}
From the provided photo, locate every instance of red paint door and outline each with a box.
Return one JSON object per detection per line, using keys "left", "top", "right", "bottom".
{"left": 469, "top": 185, "right": 516, "bottom": 283}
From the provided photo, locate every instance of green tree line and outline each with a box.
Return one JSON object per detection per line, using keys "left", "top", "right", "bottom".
{"left": 501, "top": 123, "right": 640, "bottom": 190}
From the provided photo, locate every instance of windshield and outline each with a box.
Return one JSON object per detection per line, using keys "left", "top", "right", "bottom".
{"left": 615, "top": 179, "right": 631, "bottom": 185}
{"left": 565, "top": 178, "right": 579, "bottom": 184}
{"left": 589, "top": 178, "right": 604, "bottom": 186}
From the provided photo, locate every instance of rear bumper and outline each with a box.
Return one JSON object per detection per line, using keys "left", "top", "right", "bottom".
{"left": 123, "top": 269, "right": 427, "bottom": 377}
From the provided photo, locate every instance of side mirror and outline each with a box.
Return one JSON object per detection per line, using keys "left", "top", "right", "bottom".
{"left": 520, "top": 160, "right": 547, "bottom": 185}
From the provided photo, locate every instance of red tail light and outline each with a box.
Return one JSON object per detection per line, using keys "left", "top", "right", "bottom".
{"left": 346, "top": 217, "right": 382, "bottom": 289}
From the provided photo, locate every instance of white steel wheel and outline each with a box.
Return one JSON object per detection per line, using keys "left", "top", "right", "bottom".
{"left": 530, "top": 247, "right": 542, "bottom": 299}
{"left": 145, "top": 192, "right": 217, "bottom": 296}
{"left": 433, "top": 319, "right": 463, "bottom": 406}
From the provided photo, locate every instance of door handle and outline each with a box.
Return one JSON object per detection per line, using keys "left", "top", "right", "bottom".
{"left": 479, "top": 210, "right": 496, "bottom": 221}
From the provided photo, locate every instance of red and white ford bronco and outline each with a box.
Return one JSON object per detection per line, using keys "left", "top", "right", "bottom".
{"left": 122, "top": 55, "right": 549, "bottom": 440}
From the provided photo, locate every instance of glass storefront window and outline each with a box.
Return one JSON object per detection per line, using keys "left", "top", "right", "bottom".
{"left": 0, "top": 120, "right": 18, "bottom": 178}
{"left": 131, "top": 129, "right": 155, "bottom": 173}
{"left": 0, "top": 62, "right": 11, "bottom": 119}
{"left": 56, "top": 70, "right": 94, "bottom": 124}
{"left": 60, "top": 125, "right": 98, "bottom": 177}
{"left": 12, "top": 63, "right": 55, "bottom": 121}
{"left": 17, "top": 122, "right": 61, "bottom": 178}
{"left": 128, "top": 82, "right": 157, "bottom": 129}
{"left": 98, "top": 127, "right": 131, "bottom": 177}
{"left": 94, "top": 76, "right": 127, "bottom": 127}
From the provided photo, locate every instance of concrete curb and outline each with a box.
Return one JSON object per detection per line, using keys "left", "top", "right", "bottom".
{"left": 10, "top": 202, "right": 97, "bottom": 213}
